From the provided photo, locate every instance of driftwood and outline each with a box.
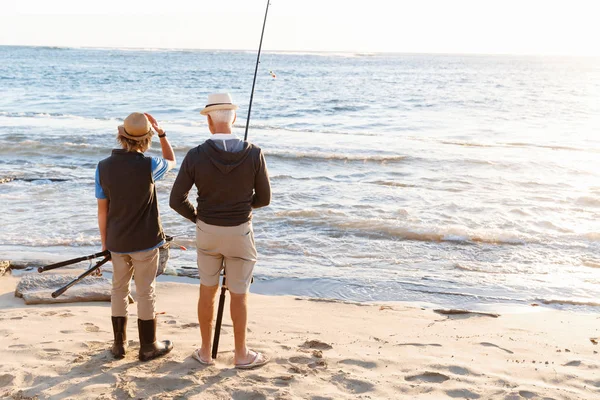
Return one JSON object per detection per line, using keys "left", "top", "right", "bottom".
{"left": 15, "top": 273, "right": 111, "bottom": 305}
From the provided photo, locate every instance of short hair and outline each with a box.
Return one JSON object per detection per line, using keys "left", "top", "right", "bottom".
{"left": 208, "top": 109, "right": 235, "bottom": 125}
{"left": 116, "top": 133, "right": 153, "bottom": 153}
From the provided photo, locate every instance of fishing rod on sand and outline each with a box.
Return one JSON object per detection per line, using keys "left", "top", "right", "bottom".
{"left": 38, "top": 236, "right": 178, "bottom": 298}
{"left": 212, "top": 0, "right": 271, "bottom": 360}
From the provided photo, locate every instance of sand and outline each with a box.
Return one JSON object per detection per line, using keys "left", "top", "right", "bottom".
{"left": 0, "top": 274, "right": 599, "bottom": 400}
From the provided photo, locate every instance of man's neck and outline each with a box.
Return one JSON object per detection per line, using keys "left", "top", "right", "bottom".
{"left": 210, "top": 123, "right": 232, "bottom": 134}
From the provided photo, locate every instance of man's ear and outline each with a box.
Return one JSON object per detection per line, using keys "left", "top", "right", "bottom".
{"left": 207, "top": 115, "right": 214, "bottom": 132}
{"left": 233, "top": 112, "right": 237, "bottom": 125}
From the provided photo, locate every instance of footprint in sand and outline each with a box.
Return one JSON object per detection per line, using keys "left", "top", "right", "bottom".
{"left": 446, "top": 389, "right": 480, "bottom": 399}
{"left": 563, "top": 360, "right": 582, "bottom": 367}
{"left": 397, "top": 342, "right": 442, "bottom": 348}
{"left": 332, "top": 372, "right": 375, "bottom": 394}
{"left": 59, "top": 312, "right": 75, "bottom": 318}
{"left": 339, "top": 359, "right": 377, "bottom": 369}
{"left": 480, "top": 342, "right": 514, "bottom": 354}
{"left": 10, "top": 316, "right": 24, "bottom": 320}
{"left": 517, "top": 390, "right": 538, "bottom": 399}
{"left": 8, "top": 344, "right": 29, "bottom": 349}
{"left": 289, "top": 356, "right": 313, "bottom": 364}
{"left": 230, "top": 390, "right": 267, "bottom": 400}
{"left": 41, "top": 311, "right": 58, "bottom": 317}
{"left": 43, "top": 348, "right": 62, "bottom": 353}
{"left": 405, "top": 372, "right": 450, "bottom": 383}
{"left": 300, "top": 340, "right": 332, "bottom": 350}
{"left": 83, "top": 323, "right": 100, "bottom": 333}
{"left": 181, "top": 322, "right": 200, "bottom": 329}
{"left": 60, "top": 330, "right": 77, "bottom": 334}
{"left": 0, "top": 373, "right": 15, "bottom": 386}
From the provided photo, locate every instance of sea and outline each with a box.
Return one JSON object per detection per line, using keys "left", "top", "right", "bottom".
{"left": 1, "top": 46, "right": 599, "bottom": 311}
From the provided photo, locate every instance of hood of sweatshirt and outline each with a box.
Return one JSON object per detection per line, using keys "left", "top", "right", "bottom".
{"left": 201, "top": 139, "right": 253, "bottom": 175}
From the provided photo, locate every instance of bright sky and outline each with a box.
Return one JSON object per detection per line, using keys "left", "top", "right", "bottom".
{"left": 0, "top": 0, "right": 598, "bottom": 56}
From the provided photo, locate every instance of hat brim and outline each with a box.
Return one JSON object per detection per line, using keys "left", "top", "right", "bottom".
{"left": 118, "top": 125, "right": 153, "bottom": 141}
{"left": 200, "top": 104, "right": 239, "bottom": 115}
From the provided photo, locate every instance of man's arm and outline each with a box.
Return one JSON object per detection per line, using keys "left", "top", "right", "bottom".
{"left": 98, "top": 199, "right": 109, "bottom": 251}
{"left": 170, "top": 152, "right": 197, "bottom": 223}
{"left": 252, "top": 150, "right": 271, "bottom": 209}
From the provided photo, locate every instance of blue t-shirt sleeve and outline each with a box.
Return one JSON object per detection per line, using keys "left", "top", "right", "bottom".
{"left": 95, "top": 167, "right": 106, "bottom": 199}
{"left": 151, "top": 157, "right": 171, "bottom": 181}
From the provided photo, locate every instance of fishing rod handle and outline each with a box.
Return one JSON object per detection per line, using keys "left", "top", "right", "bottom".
{"left": 211, "top": 272, "right": 228, "bottom": 359}
{"left": 51, "top": 256, "right": 111, "bottom": 298}
{"left": 38, "top": 250, "right": 110, "bottom": 273}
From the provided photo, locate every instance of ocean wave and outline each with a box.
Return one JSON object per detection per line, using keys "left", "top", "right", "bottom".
{"left": 275, "top": 209, "right": 348, "bottom": 219}
{"left": 232, "top": 122, "right": 380, "bottom": 137}
{"left": 370, "top": 180, "right": 418, "bottom": 188}
{"left": 0, "top": 111, "right": 119, "bottom": 122}
{"left": 404, "top": 287, "right": 516, "bottom": 302}
{"left": 266, "top": 150, "right": 409, "bottom": 163}
{"left": 0, "top": 234, "right": 99, "bottom": 247}
{"left": 504, "top": 142, "right": 600, "bottom": 153}
{"left": 535, "top": 298, "right": 600, "bottom": 307}
{"left": 582, "top": 259, "right": 600, "bottom": 269}
{"left": 576, "top": 196, "right": 600, "bottom": 207}
{"left": 273, "top": 212, "right": 529, "bottom": 245}
{"left": 582, "top": 232, "right": 600, "bottom": 242}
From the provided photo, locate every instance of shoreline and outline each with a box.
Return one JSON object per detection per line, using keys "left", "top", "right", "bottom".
{"left": 1, "top": 274, "right": 600, "bottom": 399}
{"left": 4, "top": 253, "right": 600, "bottom": 314}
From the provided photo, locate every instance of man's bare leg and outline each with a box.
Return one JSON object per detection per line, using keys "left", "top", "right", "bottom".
{"left": 197, "top": 284, "right": 219, "bottom": 361}
{"left": 230, "top": 292, "right": 257, "bottom": 365}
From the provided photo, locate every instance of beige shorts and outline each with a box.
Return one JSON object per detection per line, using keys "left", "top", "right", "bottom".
{"left": 196, "top": 220, "right": 257, "bottom": 294}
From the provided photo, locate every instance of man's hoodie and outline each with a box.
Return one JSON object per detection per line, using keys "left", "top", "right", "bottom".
{"left": 169, "top": 134, "right": 271, "bottom": 226}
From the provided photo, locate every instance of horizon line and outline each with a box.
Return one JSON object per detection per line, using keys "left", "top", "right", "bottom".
{"left": 0, "top": 44, "right": 599, "bottom": 58}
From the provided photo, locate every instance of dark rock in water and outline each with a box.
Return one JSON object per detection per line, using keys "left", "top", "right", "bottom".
{"left": 0, "top": 261, "right": 10, "bottom": 276}
{"left": 15, "top": 274, "right": 111, "bottom": 305}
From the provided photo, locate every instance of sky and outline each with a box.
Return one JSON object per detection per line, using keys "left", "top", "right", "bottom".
{"left": 0, "top": 0, "right": 598, "bottom": 56}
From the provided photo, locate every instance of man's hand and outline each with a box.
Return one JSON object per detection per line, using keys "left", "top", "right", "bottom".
{"left": 145, "top": 113, "right": 164, "bottom": 135}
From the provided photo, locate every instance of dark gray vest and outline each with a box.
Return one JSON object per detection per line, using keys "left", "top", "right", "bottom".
{"left": 97, "top": 149, "right": 164, "bottom": 253}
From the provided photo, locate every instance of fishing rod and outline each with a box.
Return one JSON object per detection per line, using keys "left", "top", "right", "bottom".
{"left": 38, "top": 236, "right": 177, "bottom": 298}
{"left": 212, "top": 0, "right": 271, "bottom": 360}
{"left": 243, "top": 0, "right": 271, "bottom": 142}
{"left": 37, "top": 250, "right": 109, "bottom": 273}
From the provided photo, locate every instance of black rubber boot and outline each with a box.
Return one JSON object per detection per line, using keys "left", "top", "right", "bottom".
{"left": 111, "top": 316, "right": 128, "bottom": 359}
{"left": 137, "top": 318, "right": 173, "bottom": 362}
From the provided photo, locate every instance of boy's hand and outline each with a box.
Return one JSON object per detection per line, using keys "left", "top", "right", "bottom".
{"left": 145, "top": 113, "right": 164, "bottom": 135}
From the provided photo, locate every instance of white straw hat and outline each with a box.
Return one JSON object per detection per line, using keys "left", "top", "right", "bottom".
{"left": 200, "top": 93, "right": 239, "bottom": 115}
{"left": 118, "top": 112, "right": 153, "bottom": 141}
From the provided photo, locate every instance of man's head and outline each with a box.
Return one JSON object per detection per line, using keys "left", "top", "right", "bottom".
{"left": 117, "top": 112, "right": 153, "bottom": 152}
{"left": 200, "top": 93, "right": 238, "bottom": 134}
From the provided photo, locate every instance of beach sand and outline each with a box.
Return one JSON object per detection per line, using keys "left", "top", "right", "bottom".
{"left": 0, "top": 274, "right": 599, "bottom": 400}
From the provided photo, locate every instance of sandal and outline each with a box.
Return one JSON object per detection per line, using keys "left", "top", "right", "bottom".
{"left": 192, "top": 348, "right": 214, "bottom": 365}
{"left": 235, "top": 350, "right": 269, "bottom": 370}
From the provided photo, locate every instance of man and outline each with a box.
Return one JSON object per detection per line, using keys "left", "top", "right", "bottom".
{"left": 96, "top": 112, "right": 175, "bottom": 361}
{"left": 170, "top": 93, "right": 271, "bottom": 369}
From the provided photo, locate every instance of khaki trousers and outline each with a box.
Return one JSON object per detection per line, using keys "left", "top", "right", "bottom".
{"left": 196, "top": 220, "right": 257, "bottom": 294}
{"left": 111, "top": 248, "right": 159, "bottom": 320}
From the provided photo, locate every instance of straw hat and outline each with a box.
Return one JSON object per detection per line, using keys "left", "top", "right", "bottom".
{"left": 200, "top": 93, "right": 239, "bottom": 115}
{"left": 118, "top": 112, "right": 153, "bottom": 141}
